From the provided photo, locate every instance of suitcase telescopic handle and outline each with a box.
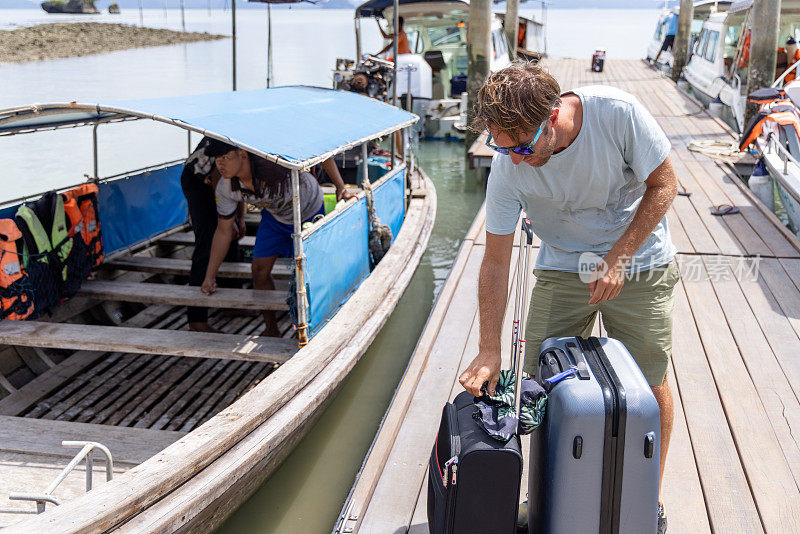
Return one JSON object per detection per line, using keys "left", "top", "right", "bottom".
{"left": 511, "top": 217, "right": 535, "bottom": 417}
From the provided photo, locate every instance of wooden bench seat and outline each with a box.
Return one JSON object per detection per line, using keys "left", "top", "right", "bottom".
{"left": 105, "top": 256, "right": 292, "bottom": 279}
{"left": 159, "top": 231, "right": 256, "bottom": 248}
{"left": 0, "top": 322, "right": 297, "bottom": 363}
{"left": 78, "top": 280, "right": 289, "bottom": 311}
{"left": 0, "top": 415, "right": 185, "bottom": 465}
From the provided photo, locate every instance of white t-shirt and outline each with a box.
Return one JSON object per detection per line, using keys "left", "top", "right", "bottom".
{"left": 485, "top": 85, "right": 676, "bottom": 273}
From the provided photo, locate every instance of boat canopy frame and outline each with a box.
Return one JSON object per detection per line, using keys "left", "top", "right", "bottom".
{"left": 0, "top": 86, "right": 418, "bottom": 346}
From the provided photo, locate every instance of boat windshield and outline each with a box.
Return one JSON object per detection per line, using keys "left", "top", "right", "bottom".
{"left": 429, "top": 26, "right": 463, "bottom": 46}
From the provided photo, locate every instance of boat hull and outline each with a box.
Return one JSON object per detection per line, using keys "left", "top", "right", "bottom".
{"left": 6, "top": 168, "right": 437, "bottom": 533}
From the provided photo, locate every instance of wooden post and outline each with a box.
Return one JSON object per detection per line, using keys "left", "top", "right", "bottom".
{"left": 671, "top": 0, "right": 694, "bottom": 82}
{"left": 746, "top": 0, "right": 781, "bottom": 123}
{"left": 466, "top": 0, "right": 492, "bottom": 150}
{"left": 505, "top": 0, "right": 519, "bottom": 60}
{"left": 180, "top": 0, "right": 186, "bottom": 32}
{"left": 291, "top": 168, "right": 308, "bottom": 346}
{"left": 232, "top": 0, "right": 237, "bottom": 91}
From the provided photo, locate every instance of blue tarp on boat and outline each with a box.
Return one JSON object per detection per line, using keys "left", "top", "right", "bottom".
{"left": 303, "top": 168, "right": 406, "bottom": 337}
{"left": 98, "top": 164, "right": 188, "bottom": 255}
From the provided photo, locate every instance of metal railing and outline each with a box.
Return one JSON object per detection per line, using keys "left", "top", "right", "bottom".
{"left": 763, "top": 132, "right": 800, "bottom": 206}
{"left": 0, "top": 441, "right": 113, "bottom": 518}
{"left": 773, "top": 57, "right": 800, "bottom": 88}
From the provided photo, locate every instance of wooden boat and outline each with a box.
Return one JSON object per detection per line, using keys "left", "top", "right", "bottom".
{"left": 0, "top": 86, "right": 436, "bottom": 532}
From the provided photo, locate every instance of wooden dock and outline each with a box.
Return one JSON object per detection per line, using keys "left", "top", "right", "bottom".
{"left": 339, "top": 59, "right": 800, "bottom": 534}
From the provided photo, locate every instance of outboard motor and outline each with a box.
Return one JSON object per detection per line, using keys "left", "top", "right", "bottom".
{"left": 334, "top": 55, "right": 395, "bottom": 101}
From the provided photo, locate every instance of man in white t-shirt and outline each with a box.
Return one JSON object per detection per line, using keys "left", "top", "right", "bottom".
{"left": 200, "top": 139, "right": 352, "bottom": 337}
{"left": 458, "top": 62, "right": 677, "bottom": 533}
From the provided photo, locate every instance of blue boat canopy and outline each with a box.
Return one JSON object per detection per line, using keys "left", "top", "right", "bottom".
{"left": 0, "top": 86, "right": 418, "bottom": 170}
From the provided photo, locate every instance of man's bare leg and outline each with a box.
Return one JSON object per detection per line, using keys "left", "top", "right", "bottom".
{"left": 252, "top": 256, "right": 280, "bottom": 337}
{"left": 651, "top": 374, "right": 674, "bottom": 502}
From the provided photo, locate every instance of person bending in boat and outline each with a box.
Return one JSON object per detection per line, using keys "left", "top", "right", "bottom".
{"left": 200, "top": 139, "right": 352, "bottom": 337}
{"left": 458, "top": 62, "right": 678, "bottom": 534}
{"left": 181, "top": 136, "right": 246, "bottom": 334}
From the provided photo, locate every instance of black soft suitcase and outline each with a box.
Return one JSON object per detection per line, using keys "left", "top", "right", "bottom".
{"left": 427, "top": 218, "right": 535, "bottom": 534}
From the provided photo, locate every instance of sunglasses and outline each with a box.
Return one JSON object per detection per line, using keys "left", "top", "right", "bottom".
{"left": 485, "top": 121, "right": 545, "bottom": 155}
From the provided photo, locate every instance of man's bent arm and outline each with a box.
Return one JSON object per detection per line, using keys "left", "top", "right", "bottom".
{"left": 204, "top": 217, "right": 236, "bottom": 284}
{"left": 590, "top": 156, "right": 678, "bottom": 304}
{"left": 459, "top": 231, "right": 515, "bottom": 396}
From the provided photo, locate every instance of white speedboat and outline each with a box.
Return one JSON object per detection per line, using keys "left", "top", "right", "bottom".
{"left": 335, "top": 0, "right": 544, "bottom": 139}
{"left": 683, "top": 0, "right": 800, "bottom": 132}
{"left": 645, "top": 6, "right": 680, "bottom": 74}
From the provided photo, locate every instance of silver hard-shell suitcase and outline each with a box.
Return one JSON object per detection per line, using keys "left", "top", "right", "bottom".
{"left": 528, "top": 336, "right": 661, "bottom": 533}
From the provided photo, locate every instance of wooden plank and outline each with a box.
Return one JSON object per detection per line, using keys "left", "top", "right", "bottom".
{"left": 0, "top": 371, "right": 16, "bottom": 395}
{"left": 670, "top": 270, "right": 763, "bottom": 532}
{"left": 53, "top": 354, "right": 138, "bottom": 422}
{"left": 78, "top": 280, "right": 288, "bottom": 311}
{"left": 158, "top": 231, "right": 255, "bottom": 248}
{"left": 358, "top": 246, "right": 485, "bottom": 532}
{"left": 106, "top": 256, "right": 292, "bottom": 279}
{"left": 679, "top": 256, "right": 800, "bottom": 531}
{"left": 756, "top": 258, "right": 800, "bottom": 397}
{"left": 0, "top": 302, "right": 178, "bottom": 417}
{"left": 667, "top": 206, "right": 694, "bottom": 254}
{"left": 0, "top": 322, "right": 297, "bottom": 363}
{"left": 152, "top": 318, "right": 266, "bottom": 431}
{"left": 15, "top": 346, "right": 55, "bottom": 375}
{"left": 24, "top": 354, "right": 127, "bottom": 420}
{"left": 111, "top": 358, "right": 199, "bottom": 427}
{"left": 341, "top": 233, "right": 481, "bottom": 527}
{"left": 719, "top": 257, "right": 800, "bottom": 486}
{"left": 661, "top": 360, "right": 711, "bottom": 534}
{"left": 0, "top": 415, "right": 184, "bottom": 465}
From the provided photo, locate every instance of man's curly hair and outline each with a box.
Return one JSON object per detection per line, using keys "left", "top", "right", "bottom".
{"left": 472, "top": 61, "right": 562, "bottom": 142}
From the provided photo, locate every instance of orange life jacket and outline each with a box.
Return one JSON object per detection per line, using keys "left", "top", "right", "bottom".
{"left": 784, "top": 49, "right": 800, "bottom": 84}
{"left": 740, "top": 96, "right": 800, "bottom": 151}
{"left": 739, "top": 28, "right": 751, "bottom": 69}
{"left": 0, "top": 219, "right": 33, "bottom": 321}
{"left": 62, "top": 183, "right": 103, "bottom": 268}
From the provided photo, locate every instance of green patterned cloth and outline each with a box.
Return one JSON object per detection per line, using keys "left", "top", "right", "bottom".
{"left": 472, "top": 370, "right": 547, "bottom": 441}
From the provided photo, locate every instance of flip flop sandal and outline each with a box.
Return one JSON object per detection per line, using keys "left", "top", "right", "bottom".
{"left": 677, "top": 186, "right": 691, "bottom": 197}
{"left": 711, "top": 204, "right": 740, "bottom": 216}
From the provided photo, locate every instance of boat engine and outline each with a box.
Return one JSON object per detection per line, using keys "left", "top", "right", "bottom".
{"left": 333, "top": 55, "right": 395, "bottom": 101}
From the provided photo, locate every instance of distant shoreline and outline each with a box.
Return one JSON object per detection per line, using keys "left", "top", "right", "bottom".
{"left": 0, "top": 22, "right": 225, "bottom": 63}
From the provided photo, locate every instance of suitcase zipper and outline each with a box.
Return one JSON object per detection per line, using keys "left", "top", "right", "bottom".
{"left": 443, "top": 403, "right": 461, "bottom": 534}
{"left": 443, "top": 403, "right": 461, "bottom": 487}
{"left": 579, "top": 337, "right": 628, "bottom": 534}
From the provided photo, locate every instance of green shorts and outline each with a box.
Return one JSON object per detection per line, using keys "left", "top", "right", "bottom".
{"left": 524, "top": 260, "right": 680, "bottom": 386}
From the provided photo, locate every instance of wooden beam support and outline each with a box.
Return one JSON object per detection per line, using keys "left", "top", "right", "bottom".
{"left": 158, "top": 231, "right": 256, "bottom": 248}
{"left": 105, "top": 256, "right": 292, "bottom": 279}
{"left": 0, "top": 415, "right": 185, "bottom": 465}
{"left": 0, "top": 322, "right": 297, "bottom": 363}
{"left": 78, "top": 280, "right": 289, "bottom": 311}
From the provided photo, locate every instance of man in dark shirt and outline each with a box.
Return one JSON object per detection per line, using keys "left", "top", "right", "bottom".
{"left": 180, "top": 137, "right": 245, "bottom": 333}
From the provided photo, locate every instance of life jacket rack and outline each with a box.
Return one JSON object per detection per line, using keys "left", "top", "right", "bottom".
{"left": 0, "top": 184, "right": 103, "bottom": 321}
{"left": 740, "top": 87, "right": 800, "bottom": 153}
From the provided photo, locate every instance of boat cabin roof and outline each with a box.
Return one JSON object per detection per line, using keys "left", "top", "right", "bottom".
{"left": 728, "top": 0, "right": 800, "bottom": 14}
{"left": 356, "top": 0, "right": 467, "bottom": 19}
{"left": 0, "top": 86, "right": 417, "bottom": 171}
